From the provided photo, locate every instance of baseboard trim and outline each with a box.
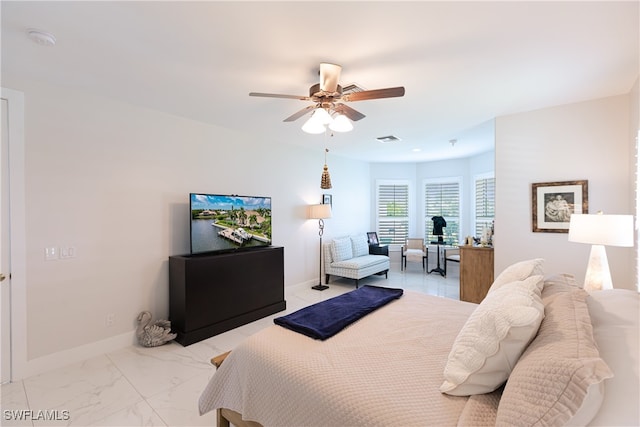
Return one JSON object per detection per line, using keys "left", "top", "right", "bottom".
{"left": 15, "top": 280, "right": 315, "bottom": 380}
{"left": 20, "top": 331, "right": 136, "bottom": 379}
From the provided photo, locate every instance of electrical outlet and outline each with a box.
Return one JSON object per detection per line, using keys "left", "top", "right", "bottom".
{"left": 105, "top": 313, "right": 115, "bottom": 327}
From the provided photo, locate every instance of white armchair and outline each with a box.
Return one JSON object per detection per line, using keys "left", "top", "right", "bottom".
{"left": 401, "top": 238, "right": 427, "bottom": 271}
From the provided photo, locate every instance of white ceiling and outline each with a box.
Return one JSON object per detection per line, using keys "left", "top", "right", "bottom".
{"left": 2, "top": 1, "right": 638, "bottom": 163}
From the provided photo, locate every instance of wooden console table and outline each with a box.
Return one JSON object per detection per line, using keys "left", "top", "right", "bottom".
{"left": 459, "top": 246, "right": 494, "bottom": 304}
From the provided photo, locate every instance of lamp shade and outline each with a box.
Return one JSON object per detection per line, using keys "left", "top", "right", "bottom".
{"left": 308, "top": 204, "right": 332, "bottom": 220}
{"left": 568, "top": 214, "right": 633, "bottom": 247}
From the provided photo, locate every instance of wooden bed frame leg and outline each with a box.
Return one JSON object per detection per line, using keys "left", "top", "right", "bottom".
{"left": 217, "top": 408, "right": 230, "bottom": 427}
{"left": 211, "top": 350, "right": 231, "bottom": 369}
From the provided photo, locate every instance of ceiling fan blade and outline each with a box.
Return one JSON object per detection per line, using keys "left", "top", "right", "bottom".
{"left": 319, "top": 63, "right": 342, "bottom": 93}
{"left": 249, "top": 92, "right": 311, "bottom": 101}
{"left": 283, "top": 105, "right": 316, "bottom": 122}
{"left": 334, "top": 103, "right": 366, "bottom": 121}
{"left": 342, "top": 86, "right": 405, "bottom": 102}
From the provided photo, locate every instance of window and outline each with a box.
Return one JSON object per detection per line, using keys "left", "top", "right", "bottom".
{"left": 424, "top": 178, "right": 461, "bottom": 244}
{"left": 376, "top": 181, "right": 409, "bottom": 245}
{"left": 474, "top": 173, "right": 495, "bottom": 237}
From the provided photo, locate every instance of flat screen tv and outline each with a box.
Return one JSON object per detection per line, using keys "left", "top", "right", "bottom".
{"left": 190, "top": 193, "right": 272, "bottom": 255}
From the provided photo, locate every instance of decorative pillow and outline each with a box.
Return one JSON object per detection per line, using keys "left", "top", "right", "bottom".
{"left": 495, "top": 288, "right": 613, "bottom": 426}
{"left": 330, "top": 237, "right": 353, "bottom": 262}
{"left": 440, "top": 275, "right": 545, "bottom": 396}
{"left": 488, "top": 258, "right": 544, "bottom": 294}
{"left": 350, "top": 234, "right": 369, "bottom": 258}
{"left": 542, "top": 273, "right": 581, "bottom": 303}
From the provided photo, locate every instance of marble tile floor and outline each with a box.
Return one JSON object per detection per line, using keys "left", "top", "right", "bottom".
{"left": 1, "top": 262, "right": 459, "bottom": 427}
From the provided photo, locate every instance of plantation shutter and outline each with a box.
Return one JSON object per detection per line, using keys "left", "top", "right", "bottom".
{"left": 376, "top": 182, "right": 409, "bottom": 245}
{"left": 475, "top": 176, "right": 495, "bottom": 237}
{"left": 424, "top": 180, "right": 460, "bottom": 243}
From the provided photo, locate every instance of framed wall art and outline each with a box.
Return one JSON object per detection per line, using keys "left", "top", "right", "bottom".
{"left": 532, "top": 180, "right": 588, "bottom": 233}
{"left": 322, "top": 194, "right": 332, "bottom": 207}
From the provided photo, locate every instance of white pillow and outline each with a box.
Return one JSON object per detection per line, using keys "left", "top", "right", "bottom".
{"left": 440, "top": 275, "right": 545, "bottom": 396}
{"left": 350, "top": 234, "right": 369, "bottom": 258}
{"left": 330, "top": 237, "right": 353, "bottom": 262}
{"left": 585, "top": 289, "right": 639, "bottom": 426}
{"left": 488, "top": 258, "right": 544, "bottom": 294}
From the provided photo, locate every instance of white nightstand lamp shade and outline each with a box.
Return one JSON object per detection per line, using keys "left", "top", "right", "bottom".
{"left": 568, "top": 213, "right": 633, "bottom": 291}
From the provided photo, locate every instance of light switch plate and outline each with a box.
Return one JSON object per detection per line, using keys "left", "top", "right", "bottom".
{"left": 45, "top": 247, "right": 58, "bottom": 261}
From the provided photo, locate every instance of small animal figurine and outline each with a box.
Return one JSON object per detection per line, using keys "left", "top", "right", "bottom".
{"left": 136, "top": 311, "right": 177, "bottom": 347}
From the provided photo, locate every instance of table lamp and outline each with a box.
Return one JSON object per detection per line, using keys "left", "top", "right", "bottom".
{"left": 309, "top": 204, "right": 332, "bottom": 290}
{"left": 568, "top": 212, "right": 633, "bottom": 291}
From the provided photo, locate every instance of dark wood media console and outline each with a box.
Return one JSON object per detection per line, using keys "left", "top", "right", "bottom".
{"left": 169, "top": 246, "right": 286, "bottom": 346}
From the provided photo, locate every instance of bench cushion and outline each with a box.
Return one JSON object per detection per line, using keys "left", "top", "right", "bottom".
{"left": 331, "top": 255, "right": 388, "bottom": 270}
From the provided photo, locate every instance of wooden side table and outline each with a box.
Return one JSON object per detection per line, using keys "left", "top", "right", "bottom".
{"left": 459, "top": 246, "right": 494, "bottom": 304}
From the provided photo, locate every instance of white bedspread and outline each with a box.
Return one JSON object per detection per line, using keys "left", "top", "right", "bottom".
{"left": 199, "top": 291, "right": 478, "bottom": 426}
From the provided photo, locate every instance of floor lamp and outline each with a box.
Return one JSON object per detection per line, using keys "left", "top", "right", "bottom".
{"left": 309, "top": 204, "right": 332, "bottom": 291}
{"left": 568, "top": 213, "right": 634, "bottom": 291}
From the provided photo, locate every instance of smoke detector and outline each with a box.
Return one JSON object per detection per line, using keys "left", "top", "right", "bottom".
{"left": 27, "top": 29, "right": 56, "bottom": 46}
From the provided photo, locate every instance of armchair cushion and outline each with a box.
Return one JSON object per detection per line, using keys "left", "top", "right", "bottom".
{"left": 445, "top": 248, "right": 460, "bottom": 262}
{"left": 404, "top": 249, "right": 425, "bottom": 262}
{"left": 402, "top": 238, "right": 426, "bottom": 264}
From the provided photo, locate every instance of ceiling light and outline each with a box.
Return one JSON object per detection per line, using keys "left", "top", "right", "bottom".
{"left": 450, "top": 139, "right": 457, "bottom": 147}
{"left": 312, "top": 108, "right": 333, "bottom": 125}
{"left": 329, "top": 114, "right": 353, "bottom": 132}
{"left": 27, "top": 29, "right": 56, "bottom": 46}
{"left": 301, "top": 114, "right": 326, "bottom": 134}
{"left": 302, "top": 106, "right": 354, "bottom": 134}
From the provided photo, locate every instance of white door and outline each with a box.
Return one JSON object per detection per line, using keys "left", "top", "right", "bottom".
{"left": 1, "top": 88, "right": 25, "bottom": 383}
{"left": 1, "top": 97, "right": 11, "bottom": 383}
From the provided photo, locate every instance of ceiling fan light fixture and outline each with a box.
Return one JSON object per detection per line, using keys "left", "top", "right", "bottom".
{"left": 312, "top": 107, "right": 333, "bottom": 125}
{"left": 302, "top": 114, "right": 326, "bottom": 134}
{"left": 329, "top": 113, "right": 353, "bottom": 132}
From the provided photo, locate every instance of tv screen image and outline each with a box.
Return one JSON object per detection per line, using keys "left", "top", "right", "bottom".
{"left": 190, "top": 193, "right": 272, "bottom": 255}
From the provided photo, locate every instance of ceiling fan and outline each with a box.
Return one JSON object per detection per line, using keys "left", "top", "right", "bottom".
{"left": 249, "top": 63, "right": 405, "bottom": 133}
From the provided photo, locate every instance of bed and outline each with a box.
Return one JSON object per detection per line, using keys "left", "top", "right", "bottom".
{"left": 198, "top": 260, "right": 639, "bottom": 427}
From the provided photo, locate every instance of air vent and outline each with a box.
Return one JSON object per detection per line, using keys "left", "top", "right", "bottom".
{"left": 342, "top": 83, "right": 365, "bottom": 94}
{"left": 376, "top": 135, "right": 401, "bottom": 143}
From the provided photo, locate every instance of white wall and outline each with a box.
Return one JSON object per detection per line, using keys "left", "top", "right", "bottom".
{"left": 495, "top": 94, "right": 635, "bottom": 289}
{"left": 16, "top": 81, "right": 369, "bottom": 364}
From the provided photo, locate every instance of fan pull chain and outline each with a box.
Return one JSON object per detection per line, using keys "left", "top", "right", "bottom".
{"left": 320, "top": 148, "right": 332, "bottom": 189}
